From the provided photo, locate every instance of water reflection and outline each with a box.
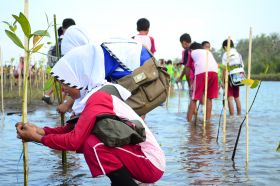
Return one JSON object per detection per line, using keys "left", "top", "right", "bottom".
{"left": 181, "top": 120, "right": 221, "bottom": 185}
{"left": 1, "top": 82, "right": 280, "bottom": 185}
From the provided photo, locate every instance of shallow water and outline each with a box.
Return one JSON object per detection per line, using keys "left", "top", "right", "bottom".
{"left": 0, "top": 81, "right": 279, "bottom": 185}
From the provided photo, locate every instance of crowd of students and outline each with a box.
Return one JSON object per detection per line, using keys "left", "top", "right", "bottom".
{"left": 15, "top": 17, "right": 245, "bottom": 186}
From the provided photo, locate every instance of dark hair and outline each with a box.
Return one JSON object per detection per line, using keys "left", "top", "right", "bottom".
{"left": 201, "top": 41, "right": 210, "bottom": 46}
{"left": 137, "top": 18, "right": 150, "bottom": 31}
{"left": 166, "top": 59, "right": 172, "bottom": 65}
{"left": 180, "top": 33, "right": 191, "bottom": 43}
{"left": 222, "top": 39, "right": 234, "bottom": 48}
{"left": 58, "top": 27, "right": 63, "bottom": 36}
{"left": 190, "top": 42, "right": 203, "bottom": 50}
{"left": 62, "top": 18, "right": 76, "bottom": 30}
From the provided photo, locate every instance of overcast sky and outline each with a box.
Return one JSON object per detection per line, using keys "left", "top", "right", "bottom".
{"left": 0, "top": 0, "right": 279, "bottom": 64}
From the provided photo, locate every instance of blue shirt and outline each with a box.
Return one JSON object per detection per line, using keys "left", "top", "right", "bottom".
{"left": 102, "top": 46, "right": 152, "bottom": 81}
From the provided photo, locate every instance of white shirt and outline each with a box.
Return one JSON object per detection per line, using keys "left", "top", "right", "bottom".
{"left": 133, "top": 35, "right": 152, "bottom": 50}
{"left": 191, "top": 49, "right": 218, "bottom": 75}
{"left": 222, "top": 48, "right": 244, "bottom": 67}
{"left": 222, "top": 48, "right": 244, "bottom": 74}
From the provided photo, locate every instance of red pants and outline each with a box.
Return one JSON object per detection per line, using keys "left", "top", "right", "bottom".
{"left": 83, "top": 135, "right": 163, "bottom": 183}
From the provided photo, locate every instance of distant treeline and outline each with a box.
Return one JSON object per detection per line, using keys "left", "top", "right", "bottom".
{"left": 212, "top": 33, "right": 280, "bottom": 80}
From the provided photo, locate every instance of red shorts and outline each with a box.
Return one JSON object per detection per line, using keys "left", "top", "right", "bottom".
{"left": 192, "top": 72, "right": 218, "bottom": 100}
{"left": 228, "top": 84, "right": 239, "bottom": 98}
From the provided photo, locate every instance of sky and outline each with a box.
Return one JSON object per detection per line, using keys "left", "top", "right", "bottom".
{"left": 0, "top": 0, "right": 279, "bottom": 65}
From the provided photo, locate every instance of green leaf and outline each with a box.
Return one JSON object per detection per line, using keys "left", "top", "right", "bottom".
{"left": 46, "top": 66, "right": 52, "bottom": 74}
{"left": 45, "top": 13, "right": 49, "bottom": 25}
{"left": 5, "top": 30, "right": 24, "bottom": 49}
{"left": 3, "top": 21, "right": 11, "bottom": 27}
{"left": 9, "top": 25, "right": 14, "bottom": 31}
{"left": 13, "top": 12, "right": 31, "bottom": 38}
{"left": 43, "top": 77, "right": 54, "bottom": 91}
{"left": 32, "top": 44, "right": 44, "bottom": 53}
{"left": 250, "top": 80, "right": 260, "bottom": 89}
{"left": 218, "top": 64, "right": 226, "bottom": 70}
{"left": 241, "top": 79, "right": 254, "bottom": 86}
{"left": 47, "top": 41, "right": 52, "bottom": 45}
{"left": 33, "top": 30, "right": 50, "bottom": 37}
{"left": 264, "top": 65, "right": 269, "bottom": 74}
{"left": 276, "top": 142, "right": 280, "bottom": 152}
{"left": 241, "top": 79, "right": 260, "bottom": 89}
{"left": 13, "top": 25, "right": 17, "bottom": 32}
{"left": 227, "top": 65, "right": 239, "bottom": 72}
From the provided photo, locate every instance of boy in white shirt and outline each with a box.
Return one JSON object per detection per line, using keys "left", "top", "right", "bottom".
{"left": 187, "top": 42, "right": 219, "bottom": 122}
{"left": 221, "top": 39, "right": 244, "bottom": 116}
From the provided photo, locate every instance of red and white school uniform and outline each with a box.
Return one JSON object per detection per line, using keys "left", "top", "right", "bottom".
{"left": 43, "top": 43, "right": 165, "bottom": 183}
{"left": 42, "top": 90, "right": 165, "bottom": 183}
{"left": 191, "top": 49, "right": 219, "bottom": 101}
{"left": 133, "top": 34, "right": 156, "bottom": 54}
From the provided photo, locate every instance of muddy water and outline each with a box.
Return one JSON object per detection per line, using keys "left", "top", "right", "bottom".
{"left": 0, "top": 81, "right": 279, "bottom": 185}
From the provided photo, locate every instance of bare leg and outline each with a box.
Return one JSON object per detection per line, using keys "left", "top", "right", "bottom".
{"left": 228, "top": 96, "right": 234, "bottom": 116}
{"left": 187, "top": 100, "right": 197, "bottom": 122}
{"left": 234, "top": 97, "right": 241, "bottom": 115}
{"left": 206, "top": 98, "right": 212, "bottom": 120}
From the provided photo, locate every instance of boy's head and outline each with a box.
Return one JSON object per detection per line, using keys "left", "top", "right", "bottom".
{"left": 137, "top": 18, "right": 150, "bottom": 32}
{"left": 222, "top": 39, "right": 234, "bottom": 50}
{"left": 166, "top": 59, "right": 172, "bottom": 65}
{"left": 190, "top": 42, "right": 203, "bottom": 50}
{"left": 202, "top": 41, "right": 211, "bottom": 50}
{"left": 180, "top": 33, "right": 191, "bottom": 49}
{"left": 62, "top": 18, "right": 76, "bottom": 31}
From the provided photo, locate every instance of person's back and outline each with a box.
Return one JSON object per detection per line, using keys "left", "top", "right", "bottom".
{"left": 133, "top": 18, "right": 156, "bottom": 54}
{"left": 187, "top": 42, "right": 219, "bottom": 121}
{"left": 59, "top": 39, "right": 153, "bottom": 115}
{"left": 191, "top": 49, "right": 218, "bottom": 75}
{"left": 221, "top": 39, "right": 243, "bottom": 116}
{"left": 47, "top": 26, "right": 63, "bottom": 68}
{"left": 222, "top": 48, "right": 243, "bottom": 67}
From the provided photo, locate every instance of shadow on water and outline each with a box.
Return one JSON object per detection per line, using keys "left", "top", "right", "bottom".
{"left": 0, "top": 82, "right": 280, "bottom": 185}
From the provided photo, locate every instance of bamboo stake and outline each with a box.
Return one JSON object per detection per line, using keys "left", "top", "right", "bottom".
{"left": 246, "top": 27, "right": 253, "bottom": 163}
{"left": 22, "top": 1, "right": 29, "bottom": 185}
{"left": 18, "top": 63, "right": 21, "bottom": 97}
{"left": 203, "top": 50, "right": 209, "bottom": 127}
{"left": 178, "top": 84, "right": 181, "bottom": 113}
{"left": 223, "top": 36, "right": 231, "bottom": 143}
{"left": 0, "top": 46, "right": 4, "bottom": 115}
{"left": 10, "top": 67, "right": 13, "bottom": 91}
{"left": 54, "top": 14, "right": 67, "bottom": 164}
{"left": 43, "top": 70, "right": 45, "bottom": 95}
{"left": 166, "top": 82, "right": 171, "bottom": 109}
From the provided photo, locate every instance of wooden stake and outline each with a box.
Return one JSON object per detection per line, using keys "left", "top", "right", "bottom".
{"left": 166, "top": 82, "right": 171, "bottom": 109}
{"left": 22, "top": 1, "right": 29, "bottom": 185}
{"left": 203, "top": 50, "right": 209, "bottom": 127}
{"left": 54, "top": 14, "right": 67, "bottom": 164}
{"left": 0, "top": 46, "right": 4, "bottom": 115}
{"left": 223, "top": 36, "right": 231, "bottom": 143}
{"left": 246, "top": 27, "right": 253, "bottom": 163}
{"left": 178, "top": 84, "right": 181, "bottom": 113}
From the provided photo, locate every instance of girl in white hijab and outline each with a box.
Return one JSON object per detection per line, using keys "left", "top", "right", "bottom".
{"left": 16, "top": 42, "right": 165, "bottom": 185}
{"left": 61, "top": 25, "right": 91, "bottom": 56}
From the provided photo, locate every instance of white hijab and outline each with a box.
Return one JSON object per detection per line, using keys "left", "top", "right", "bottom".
{"left": 51, "top": 43, "right": 131, "bottom": 115}
{"left": 61, "top": 25, "right": 91, "bottom": 55}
